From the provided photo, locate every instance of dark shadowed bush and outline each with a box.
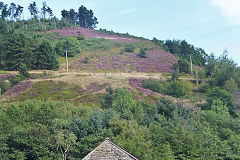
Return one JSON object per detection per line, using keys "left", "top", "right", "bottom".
{"left": 124, "top": 44, "right": 135, "bottom": 52}
{"left": 138, "top": 48, "right": 147, "bottom": 58}
{"left": 175, "top": 59, "right": 190, "bottom": 73}
{"left": 199, "top": 83, "right": 211, "bottom": 93}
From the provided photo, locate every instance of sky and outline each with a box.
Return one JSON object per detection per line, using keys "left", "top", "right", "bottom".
{"left": 2, "top": 0, "right": 240, "bottom": 64}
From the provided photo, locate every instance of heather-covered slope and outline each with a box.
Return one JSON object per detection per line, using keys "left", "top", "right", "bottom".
{"left": 69, "top": 49, "right": 177, "bottom": 73}
{"left": 48, "top": 27, "right": 177, "bottom": 73}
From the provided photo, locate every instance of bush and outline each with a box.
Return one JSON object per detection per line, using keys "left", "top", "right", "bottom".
{"left": 175, "top": 59, "right": 190, "bottom": 73}
{"left": 199, "top": 83, "right": 211, "bottom": 93}
{"left": 0, "top": 80, "right": 9, "bottom": 95}
{"left": 77, "top": 34, "right": 85, "bottom": 41}
{"left": 9, "top": 75, "right": 24, "bottom": 87}
{"left": 197, "top": 69, "right": 206, "bottom": 79}
{"left": 124, "top": 44, "right": 135, "bottom": 52}
{"left": 156, "top": 98, "right": 176, "bottom": 119}
{"left": 223, "top": 78, "right": 238, "bottom": 92}
{"left": 142, "top": 79, "right": 163, "bottom": 93}
{"left": 18, "top": 63, "right": 30, "bottom": 77}
{"left": 137, "top": 49, "right": 147, "bottom": 58}
{"left": 101, "top": 86, "right": 114, "bottom": 109}
{"left": 207, "top": 87, "right": 236, "bottom": 116}
{"left": 181, "top": 81, "right": 194, "bottom": 95}
{"left": 82, "top": 57, "right": 90, "bottom": 64}
{"left": 165, "top": 81, "right": 192, "bottom": 98}
{"left": 171, "top": 70, "right": 179, "bottom": 81}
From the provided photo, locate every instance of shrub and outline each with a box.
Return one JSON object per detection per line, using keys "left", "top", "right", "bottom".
{"left": 156, "top": 98, "right": 176, "bottom": 119}
{"left": 101, "top": 86, "right": 114, "bottom": 109}
{"left": 77, "top": 34, "right": 85, "bottom": 41}
{"left": 199, "top": 83, "right": 211, "bottom": 93}
{"left": 18, "top": 63, "right": 30, "bottom": 77}
{"left": 142, "top": 78, "right": 163, "bottom": 93}
{"left": 124, "top": 44, "right": 135, "bottom": 52}
{"left": 171, "top": 70, "right": 179, "bottom": 81}
{"left": 82, "top": 57, "right": 90, "bottom": 64}
{"left": 207, "top": 87, "right": 236, "bottom": 116}
{"left": 165, "top": 81, "right": 192, "bottom": 98}
{"left": 112, "top": 88, "right": 136, "bottom": 119}
{"left": 181, "top": 80, "right": 194, "bottom": 96}
{"left": 9, "top": 75, "right": 24, "bottom": 87}
{"left": 223, "top": 78, "right": 238, "bottom": 92}
{"left": 175, "top": 59, "right": 190, "bottom": 73}
{"left": 0, "top": 80, "right": 9, "bottom": 95}
{"left": 138, "top": 49, "right": 147, "bottom": 58}
{"left": 197, "top": 69, "right": 206, "bottom": 79}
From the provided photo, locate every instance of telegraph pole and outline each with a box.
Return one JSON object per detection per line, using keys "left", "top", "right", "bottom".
{"left": 190, "top": 54, "right": 193, "bottom": 75}
{"left": 66, "top": 49, "right": 68, "bottom": 72}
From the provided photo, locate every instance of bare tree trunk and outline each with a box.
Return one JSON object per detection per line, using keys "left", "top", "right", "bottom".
{"left": 54, "top": 19, "right": 56, "bottom": 29}
{"left": 6, "top": 21, "right": 9, "bottom": 32}
{"left": 196, "top": 70, "right": 199, "bottom": 86}
{"left": 62, "top": 154, "right": 65, "bottom": 160}
{"left": 22, "top": 21, "right": 24, "bottom": 30}
{"left": 190, "top": 54, "right": 193, "bottom": 75}
{"left": 85, "top": 19, "right": 87, "bottom": 28}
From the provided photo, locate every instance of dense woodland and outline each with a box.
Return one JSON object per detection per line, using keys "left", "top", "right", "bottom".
{"left": 0, "top": 86, "right": 240, "bottom": 159}
{"left": 0, "top": 1, "right": 240, "bottom": 160}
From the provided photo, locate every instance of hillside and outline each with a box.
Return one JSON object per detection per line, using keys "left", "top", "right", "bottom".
{"left": 0, "top": 27, "right": 201, "bottom": 107}
{"left": 1, "top": 2, "right": 240, "bottom": 160}
{"left": 41, "top": 27, "right": 178, "bottom": 73}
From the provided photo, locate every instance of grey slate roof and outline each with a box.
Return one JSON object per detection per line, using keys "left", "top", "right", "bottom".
{"left": 82, "top": 138, "right": 139, "bottom": 160}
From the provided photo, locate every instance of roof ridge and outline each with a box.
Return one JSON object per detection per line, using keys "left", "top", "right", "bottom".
{"left": 105, "top": 138, "right": 138, "bottom": 160}
{"left": 82, "top": 137, "right": 138, "bottom": 160}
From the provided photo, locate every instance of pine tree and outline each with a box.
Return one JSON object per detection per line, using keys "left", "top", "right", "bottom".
{"left": 36, "top": 40, "right": 59, "bottom": 70}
